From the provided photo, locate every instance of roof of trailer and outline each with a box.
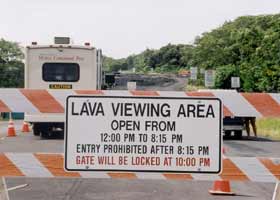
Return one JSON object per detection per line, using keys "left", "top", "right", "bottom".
{"left": 26, "top": 45, "right": 95, "bottom": 50}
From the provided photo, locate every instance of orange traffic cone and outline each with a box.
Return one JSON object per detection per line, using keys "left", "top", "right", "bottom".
{"left": 209, "top": 180, "right": 235, "bottom": 195}
{"left": 21, "top": 121, "right": 30, "bottom": 133}
{"left": 7, "top": 119, "right": 16, "bottom": 137}
{"left": 222, "top": 147, "right": 226, "bottom": 154}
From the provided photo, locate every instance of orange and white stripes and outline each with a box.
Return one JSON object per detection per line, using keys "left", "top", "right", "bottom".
{"left": 0, "top": 89, "right": 279, "bottom": 118}
{"left": 0, "top": 153, "right": 279, "bottom": 182}
{"left": 242, "top": 93, "right": 280, "bottom": 117}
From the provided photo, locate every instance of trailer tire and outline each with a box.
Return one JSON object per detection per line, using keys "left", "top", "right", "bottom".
{"left": 40, "top": 124, "right": 52, "bottom": 139}
{"left": 41, "top": 130, "right": 52, "bottom": 139}
{"left": 32, "top": 123, "right": 40, "bottom": 136}
{"left": 234, "top": 130, "right": 242, "bottom": 139}
{"left": 224, "top": 130, "right": 231, "bottom": 138}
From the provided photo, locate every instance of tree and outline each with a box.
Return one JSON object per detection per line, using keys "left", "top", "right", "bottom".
{"left": 0, "top": 39, "right": 24, "bottom": 88}
{"left": 103, "top": 14, "right": 280, "bottom": 92}
{"left": 193, "top": 14, "right": 280, "bottom": 92}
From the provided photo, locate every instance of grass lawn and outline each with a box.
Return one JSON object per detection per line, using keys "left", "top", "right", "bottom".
{"left": 185, "top": 84, "right": 206, "bottom": 91}
{"left": 256, "top": 118, "right": 280, "bottom": 140}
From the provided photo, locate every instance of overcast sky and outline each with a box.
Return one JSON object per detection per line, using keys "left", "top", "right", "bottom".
{"left": 1, "top": 0, "right": 280, "bottom": 58}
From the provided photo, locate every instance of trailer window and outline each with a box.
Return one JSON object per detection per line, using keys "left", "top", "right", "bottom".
{"left": 43, "top": 63, "right": 80, "bottom": 82}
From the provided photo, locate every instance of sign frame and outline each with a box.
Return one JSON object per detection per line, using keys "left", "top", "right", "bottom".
{"left": 231, "top": 77, "right": 240, "bottom": 88}
{"left": 65, "top": 95, "right": 222, "bottom": 174}
{"left": 127, "top": 82, "right": 137, "bottom": 90}
{"left": 190, "top": 67, "right": 198, "bottom": 80}
{"left": 204, "top": 70, "right": 215, "bottom": 87}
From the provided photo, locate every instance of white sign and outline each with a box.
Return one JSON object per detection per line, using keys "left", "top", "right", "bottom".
{"left": 205, "top": 70, "right": 215, "bottom": 87}
{"left": 65, "top": 96, "right": 222, "bottom": 173}
{"left": 190, "top": 67, "right": 198, "bottom": 80}
{"left": 231, "top": 77, "right": 240, "bottom": 88}
{"left": 127, "top": 82, "right": 137, "bottom": 90}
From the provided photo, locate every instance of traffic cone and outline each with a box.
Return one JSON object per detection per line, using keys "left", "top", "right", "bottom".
{"left": 209, "top": 180, "right": 235, "bottom": 195}
{"left": 209, "top": 147, "right": 235, "bottom": 195}
{"left": 7, "top": 119, "right": 16, "bottom": 137}
{"left": 21, "top": 121, "right": 30, "bottom": 133}
{"left": 222, "top": 147, "right": 226, "bottom": 154}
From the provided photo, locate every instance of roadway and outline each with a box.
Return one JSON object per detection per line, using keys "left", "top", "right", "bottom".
{"left": 113, "top": 74, "right": 187, "bottom": 91}
{"left": 5, "top": 178, "right": 275, "bottom": 200}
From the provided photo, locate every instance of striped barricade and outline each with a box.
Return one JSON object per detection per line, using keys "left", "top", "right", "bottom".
{"left": 0, "top": 89, "right": 279, "bottom": 118}
{"left": 0, "top": 153, "right": 279, "bottom": 182}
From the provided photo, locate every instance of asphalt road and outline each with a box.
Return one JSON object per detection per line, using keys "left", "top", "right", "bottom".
{"left": 5, "top": 178, "right": 275, "bottom": 200}
{"left": 113, "top": 74, "right": 187, "bottom": 91}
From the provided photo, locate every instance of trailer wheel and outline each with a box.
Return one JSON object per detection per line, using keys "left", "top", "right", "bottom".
{"left": 224, "top": 130, "right": 231, "bottom": 138}
{"left": 41, "top": 131, "right": 51, "bottom": 139}
{"left": 234, "top": 130, "right": 242, "bottom": 139}
{"left": 32, "top": 123, "right": 40, "bottom": 136}
{"left": 41, "top": 130, "right": 52, "bottom": 139}
{"left": 40, "top": 124, "right": 52, "bottom": 139}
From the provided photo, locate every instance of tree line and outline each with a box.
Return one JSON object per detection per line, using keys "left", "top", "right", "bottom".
{"left": 0, "top": 14, "right": 279, "bottom": 92}
{"left": 0, "top": 39, "right": 24, "bottom": 88}
{"left": 104, "top": 14, "right": 280, "bottom": 92}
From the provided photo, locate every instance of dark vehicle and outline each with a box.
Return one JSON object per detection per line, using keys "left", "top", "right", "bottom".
{"left": 105, "top": 74, "right": 116, "bottom": 87}
{"left": 223, "top": 117, "right": 244, "bottom": 138}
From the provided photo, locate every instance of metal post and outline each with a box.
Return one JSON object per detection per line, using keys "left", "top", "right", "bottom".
{"left": 0, "top": 177, "right": 9, "bottom": 200}
{"left": 272, "top": 182, "right": 280, "bottom": 200}
{"left": 9, "top": 112, "right": 12, "bottom": 121}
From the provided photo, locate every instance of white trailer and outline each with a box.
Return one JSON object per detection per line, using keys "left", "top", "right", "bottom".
{"left": 24, "top": 37, "right": 103, "bottom": 138}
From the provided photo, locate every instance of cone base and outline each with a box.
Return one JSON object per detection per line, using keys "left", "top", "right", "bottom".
{"left": 7, "top": 132, "right": 16, "bottom": 137}
{"left": 209, "top": 190, "right": 235, "bottom": 195}
{"left": 21, "top": 128, "right": 30, "bottom": 133}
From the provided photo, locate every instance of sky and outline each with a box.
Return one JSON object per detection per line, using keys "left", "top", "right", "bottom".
{"left": 1, "top": 0, "right": 280, "bottom": 58}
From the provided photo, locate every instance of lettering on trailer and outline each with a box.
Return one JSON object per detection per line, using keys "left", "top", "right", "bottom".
{"left": 65, "top": 96, "right": 222, "bottom": 173}
{"left": 38, "top": 55, "right": 85, "bottom": 62}
{"left": 49, "top": 84, "right": 72, "bottom": 89}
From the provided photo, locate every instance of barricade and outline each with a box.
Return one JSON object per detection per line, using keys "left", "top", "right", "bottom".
{"left": 0, "top": 153, "right": 279, "bottom": 182}
{"left": 0, "top": 89, "right": 279, "bottom": 118}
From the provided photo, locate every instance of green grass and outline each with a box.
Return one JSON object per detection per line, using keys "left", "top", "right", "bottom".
{"left": 185, "top": 84, "right": 206, "bottom": 91}
{"left": 256, "top": 118, "right": 280, "bottom": 140}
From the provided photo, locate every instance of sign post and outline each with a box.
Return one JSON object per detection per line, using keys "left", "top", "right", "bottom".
{"left": 190, "top": 67, "right": 198, "bottom": 80}
{"left": 204, "top": 70, "right": 215, "bottom": 87}
{"left": 65, "top": 96, "right": 222, "bottom": 173}
{"left": 127, "top": 82, "right": 137, "bottom": 90}
{"left": 231, "top": 77, "right": 240, "bottom": 89}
